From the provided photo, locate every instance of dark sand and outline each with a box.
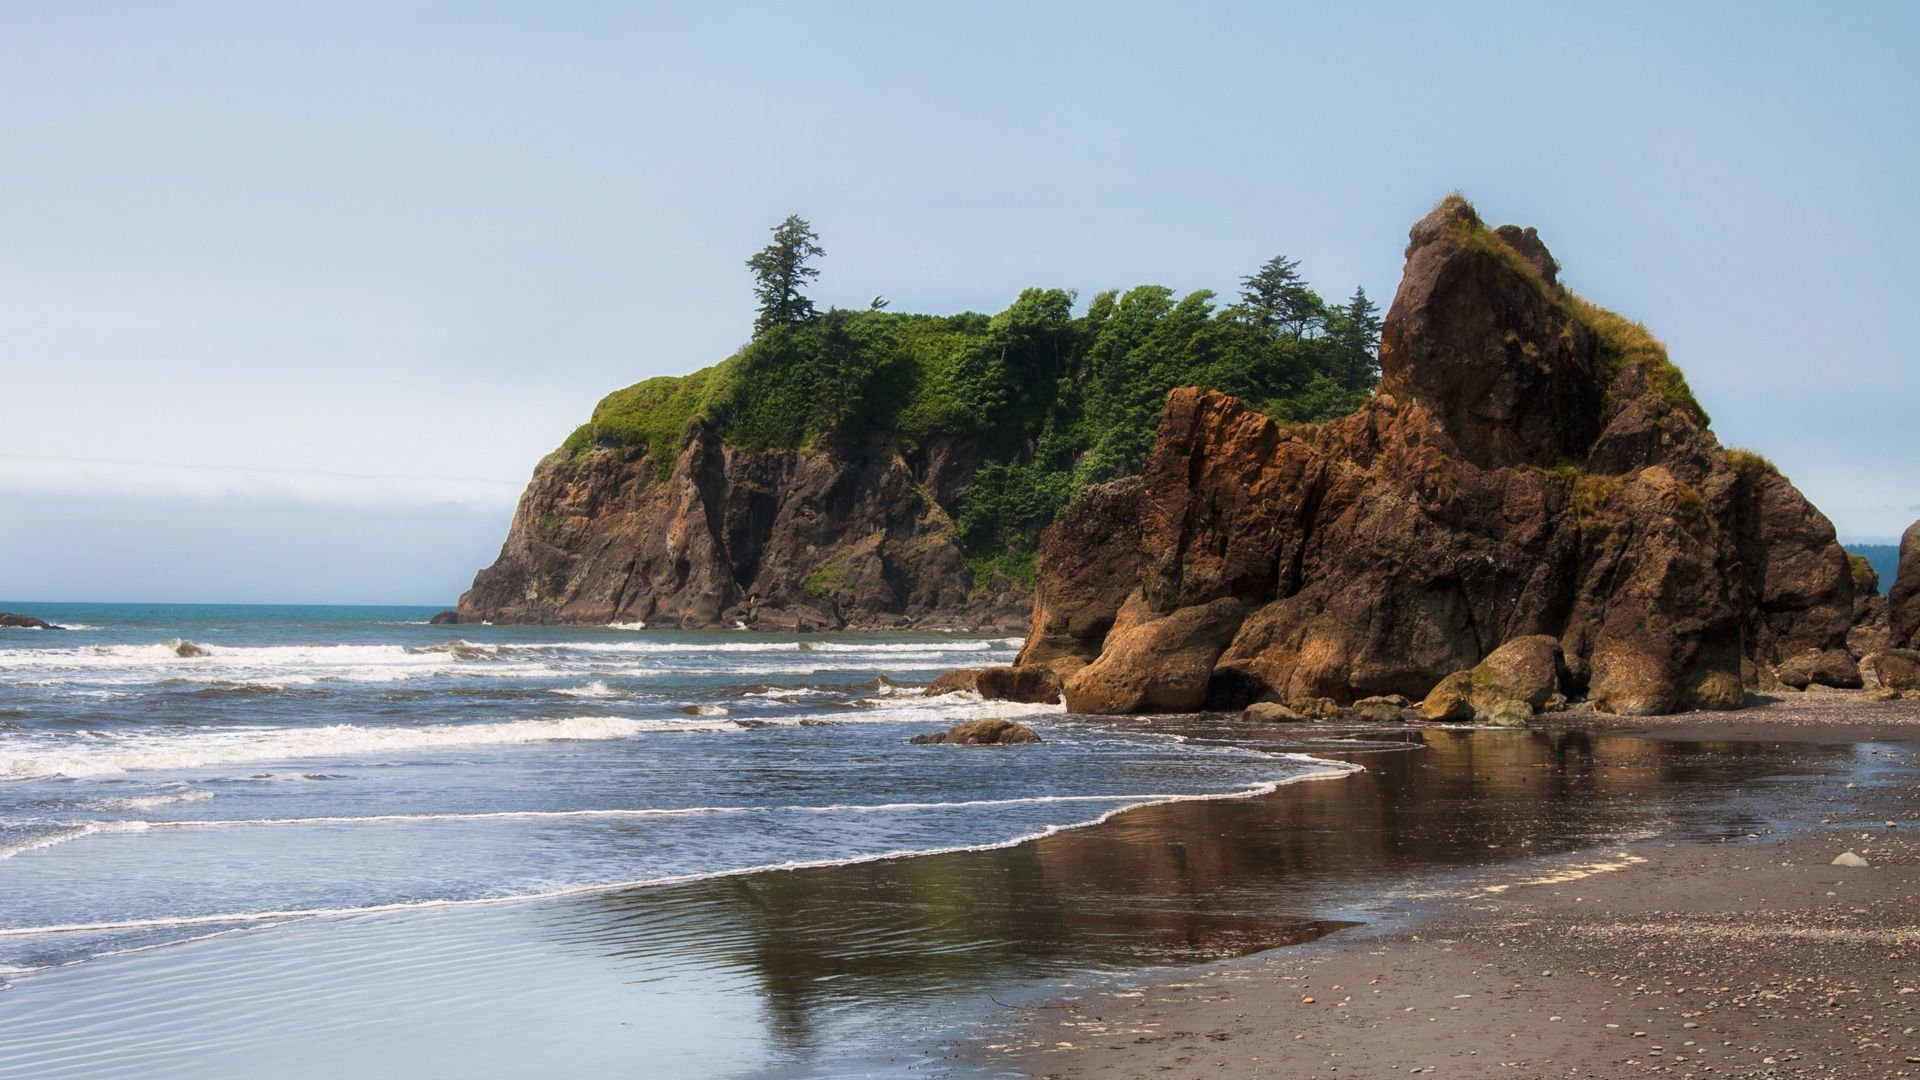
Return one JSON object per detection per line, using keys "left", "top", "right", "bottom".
{"left": 986, "top": 692, "right": 1920, "bottom": 1079}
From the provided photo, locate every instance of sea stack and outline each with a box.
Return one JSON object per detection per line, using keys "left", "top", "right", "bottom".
{"left": 1012, "top": 196, "right": 1856, "bottom": 719}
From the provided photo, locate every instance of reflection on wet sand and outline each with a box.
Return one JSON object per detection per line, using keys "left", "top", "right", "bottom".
{"left": 547, "top": 727, "right": 1870, "bottom": 1070}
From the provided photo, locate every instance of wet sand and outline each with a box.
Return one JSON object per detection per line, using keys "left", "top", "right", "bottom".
{"left": 987, "top": 693, "right": 1920, "bottom": 1080}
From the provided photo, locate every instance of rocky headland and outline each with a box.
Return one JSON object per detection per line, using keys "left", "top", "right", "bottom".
{"left": 455, "top": 432, "right": 1027, "bottom": 631}
{"left": 1004, "top": 197, "right": 1902, "bottom": 719}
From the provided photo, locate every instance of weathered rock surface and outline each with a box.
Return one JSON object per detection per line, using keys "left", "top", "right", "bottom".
{"left": 1868, "top": 649, "right": 1920, "bottom": 692}
{"left": 921, "top": 666, "right": 1063, "bottom": 703}
{"left": 1893, "top": 520, "right": 1920, "bottom": 649}
{"left": 1775, "top": 648, "right": 1863, "bottom": 690}
{"left": 1014, "top": 198, "right": 1854, "bottom": 718}
{"left": 1244, "top": 701, "right": 1307, "bottom": 723}
{"left": 457, "top": 432, "right": 1029, "bottom": 630}
{"left": 1420, "top": 635, "right": 1567, "bottom": 723}
{"left": 0, "top": 612, "right": 62, "bottom": 630}
{"left": 908, "top": 718, "right": 1042, "bottom": 745}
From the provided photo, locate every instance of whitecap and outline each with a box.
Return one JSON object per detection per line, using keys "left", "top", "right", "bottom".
{"left": 0, "top": 715, "right": 667, "bottom": 780}
{"left": 551, "top": 680, "right": 616, "bottom": 699}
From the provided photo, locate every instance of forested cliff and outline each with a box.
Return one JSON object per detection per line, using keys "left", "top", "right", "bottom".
{"left": 456, "top": 218, "right": 1380, "bottom": 628}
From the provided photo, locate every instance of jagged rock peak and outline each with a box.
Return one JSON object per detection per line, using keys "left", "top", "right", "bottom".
{"left": 1009, "top": 197, "right": 1856, "bottom": 719}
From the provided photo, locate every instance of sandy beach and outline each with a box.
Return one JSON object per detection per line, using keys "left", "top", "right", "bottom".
{"left": 986, "top": 693, "right": 1920, "bottom": 1080}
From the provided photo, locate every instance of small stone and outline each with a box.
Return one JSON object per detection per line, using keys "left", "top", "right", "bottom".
{"left": 1831, "top": 851, "right": 1870, "bottom": 867}
{"left": 1301, "top": 996, "right": 1316, "bottom": 1004}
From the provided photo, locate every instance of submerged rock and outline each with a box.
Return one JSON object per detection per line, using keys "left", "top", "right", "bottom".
{"left": 908, "top": 718, "right": 1042, "bottom": 746}
{"left": 1011, "top": 197, "right": 1853, "bottom": 718}
{"left": 428, "top": 610, "right": 460, "bottom": 625}
{"left": 0, "top": 612, "right": 62, "bottom": 630}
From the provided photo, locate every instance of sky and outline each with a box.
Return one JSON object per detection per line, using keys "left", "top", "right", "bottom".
{"left": 1, "top": 1, "right": 1914, "bottom": 604}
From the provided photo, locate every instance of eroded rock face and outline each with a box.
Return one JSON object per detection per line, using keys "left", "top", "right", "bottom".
{"left": 1016, "top": 199, "right": 1853, "bottom": 718}
{"left": 457, "top": 431, "right": 1029, "bottom": 630}
{"left": 1893, "top": 520, "right": 1920, "bottom": 649}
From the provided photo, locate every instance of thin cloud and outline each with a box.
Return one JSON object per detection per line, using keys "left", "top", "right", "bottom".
{"left": 0, "top": 454, "right": 521, "bottom": 511}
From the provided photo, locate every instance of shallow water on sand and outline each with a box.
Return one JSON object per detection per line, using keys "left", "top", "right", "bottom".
{"left": 0, "top": 605, "right": 1896, "bottom": 1076}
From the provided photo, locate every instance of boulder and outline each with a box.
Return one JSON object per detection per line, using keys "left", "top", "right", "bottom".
{"left": 0, "top": 612, "right": 62, "bottom": 630}
{"left": 1868, "top": 649, "right": 1920, "bottom": 692}
{"left": 1894, "top": 520, "right": 1920, "bottom": 649}
{"left": 1775, "top": 648, "right": 1863, "bottom": 690}
{"left": 1468, "top": 635, "right": 1564, "bottom": 710}
{"left": 1480, "top": 699, "right": 1534, "bottom": 727}
{"left": 974, "top": 666, "right": 1065, "bottom": 704}
{"left": 908, "top": 718, "right": 1042, "bottom": 746}
{"left": 1345, "top": 697, "right": 1411, "bottom": 723}
{"left": 1418, "top": 635, "right": 1563, "bottom": 724}
{"left": 1418, "top": 671, "right": 1476, "bottom": 721}
{"left": 427, "top": 610, "right": 460, "bottom": 625}
{"left": 1062, "top": 594, "right": 1246, "bottom": 714}
{"left": 1244, "top": 701, "right": 1307, "bottom": 723}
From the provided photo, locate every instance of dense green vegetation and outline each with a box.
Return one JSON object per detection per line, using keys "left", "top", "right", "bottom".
{"left": 566, "top": 217, "right": 1383, "bottom": 578}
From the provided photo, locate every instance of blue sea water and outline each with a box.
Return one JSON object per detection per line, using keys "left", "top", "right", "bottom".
{"left": 4, "top": 604, "right": 1889, "bottom": 1078}
{"left": 0, "top": 604, "right": 1328, "bottom": 1015}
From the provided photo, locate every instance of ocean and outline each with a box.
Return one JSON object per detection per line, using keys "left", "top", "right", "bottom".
{"left": 0, "top": 604, "right": 1889, "bottom": 1077}
{"left": 0, "top": 603, "right": 1350, "bottom": 1077}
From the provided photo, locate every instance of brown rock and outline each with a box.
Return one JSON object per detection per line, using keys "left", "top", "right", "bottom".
{"left": 1345, "top": 697, "right": 1411, "bottom": 723}
{"left": 455, "top": 430, "right": 1025, "bottom": 629}
{"left": 1062, "top": 594, "right": 1246, "bottom": 714}
{"left": 1244, "top": 701, "right": 1307, "bottom": 723}
{"left": 1480, "top": 699, "right": 1534, "bottom": 727}
{"left": 1419, "top": 671, "right": 1476, "bottom": 721}
{"left": 1775, "top": 648, "right": 1863, "bottom": 690}
{"left": 427, "top": 610, "right": 460, "bottom": 625}
{"left": 1468, "top": 635, "right": 1564, "bottom": 711}
{"left": 908, "top": 718, "right": 1042, "bottom": 746}
{"left": 0, "top": 612, "right": 62, "bottom": 630}
{"left": 922, "top": 669, "right": 983, "bottom": 697}
{"left": 1016, "top": 478, "right": 1144, "bottom": 678}
{"left": 1868, "top": 649, "right": 1920, "bottom": 692}
{"left": 1894, "top": 520, "right": 1920, "bottom": 648}
{"left": 973, "top": 666, "right": 1064, "bottom": 704}
{"left": 926, "top": 666, "right": 1063, "bottom": 703}
{"left": 1014, "top": 197, "right": 1852, "bottom": 719}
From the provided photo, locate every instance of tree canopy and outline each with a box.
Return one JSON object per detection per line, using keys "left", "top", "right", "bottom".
{"left": 571, "top": 245, "right": 1381, "bottom": 585}
{"left": 746, "top": 214, "right": 825, "bottom": 334}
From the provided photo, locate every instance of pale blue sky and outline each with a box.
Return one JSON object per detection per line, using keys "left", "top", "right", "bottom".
{"left": 2, "top": 2, "right": 1914, "bottom": 603}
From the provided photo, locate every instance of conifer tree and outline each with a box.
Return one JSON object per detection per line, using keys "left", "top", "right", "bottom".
{"left": 746, "top": 215, "right": 825, "bottom": 334}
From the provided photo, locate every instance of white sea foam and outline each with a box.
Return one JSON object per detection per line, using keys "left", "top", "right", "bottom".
{"left": 606, "top": 621, "right": 648, "bottom": 630}
{"left": 0, "top": 758, "right": 1363, "bottom": 940}
{"left": 551, "top": 681, "right": 617, "bottom": 698}
{"left": 0, "top": 821, "right": 151, "bottom": 861}
{"left": 93, "top": 790, "right": 215, "bottom": 811}
{"left": 0, "top": 715, "right": 670, "bottom": 780}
